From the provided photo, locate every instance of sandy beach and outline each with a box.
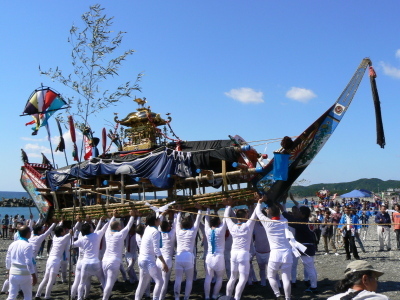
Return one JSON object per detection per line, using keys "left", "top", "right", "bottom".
{"left": 0, "top": 224, "right": 399, "bottom": 300}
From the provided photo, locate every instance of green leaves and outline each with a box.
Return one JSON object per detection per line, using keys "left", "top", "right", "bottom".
{"left": 40, "top": 4, "right": 142, "bottom": 124}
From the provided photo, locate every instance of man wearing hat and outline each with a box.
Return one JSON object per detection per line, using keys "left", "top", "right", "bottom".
{"left": 375, "top": 204, "right": 391, "bottom": 251}
{"left": 328, "top": 260, "right": 388, "bottom": 299}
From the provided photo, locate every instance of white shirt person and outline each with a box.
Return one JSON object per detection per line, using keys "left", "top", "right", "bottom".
{"left": 225, "top": 198, "right": 258, "bottom": 300}
{"left": 6, "top": 225, "right": 37, "bottom": 300}
{"left": 102, "top": 210, "right": 135, "bottom": 300}
{"left": 73, "top": 215, "right": 113, "bottom": 300}
{"left": 174, "top": 204, "right": 202, "bottom": 300}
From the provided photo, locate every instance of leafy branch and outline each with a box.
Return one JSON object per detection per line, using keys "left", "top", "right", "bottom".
{"left": 39, "top": 4, "right": 142, "bottom": 125}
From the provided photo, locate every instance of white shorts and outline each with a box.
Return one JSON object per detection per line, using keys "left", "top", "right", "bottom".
{"left": 230, "top": 250, "right": 250, "bottom": 274}
{"left": 205, "top": 253, "right": 225, "bottom": 272}
{"left": 255, "top": 252, "right": 270, "bottom": 265}
{"left": 175, "top": 251, "right": 194, "bottom": 270}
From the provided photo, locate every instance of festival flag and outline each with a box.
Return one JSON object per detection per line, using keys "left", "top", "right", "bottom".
{"left": 68, "top": 115, "right": 79, "bottom": 162}
{"left": 84, "top": 136, "right": 92, "bottom": 160}
{"left": 21, "top": 87, "right": 67, "bottom": 135}
{"left": 55, "top": 119, "right": 66, "bottom": 152}
{"left": 102, "top": 127, "right": 107, "bottom": 156}
{"left": 253, "top": 59, "right": 383, "bottom": 203}
{"left": 41, "top": 153, "right": 52, "bottom": 165}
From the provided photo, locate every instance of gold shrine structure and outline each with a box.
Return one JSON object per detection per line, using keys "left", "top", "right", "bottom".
{"left": 114, "top": 98, "right": 168, "bottom": 151}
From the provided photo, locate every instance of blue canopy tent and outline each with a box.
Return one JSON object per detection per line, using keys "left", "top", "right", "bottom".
{"left": 359, "top": 189, "right": 372, "bottom": 197}
{"left": 340, "top": 189, "right": 371, "bottom": 198}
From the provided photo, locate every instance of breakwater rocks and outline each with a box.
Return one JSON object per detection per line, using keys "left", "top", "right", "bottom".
{"left": 0, "top": 197, "right": 34, "bottom": 207}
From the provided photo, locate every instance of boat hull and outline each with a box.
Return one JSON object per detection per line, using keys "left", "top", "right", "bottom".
{"left": 20, "top": 167, "right": 52, "bottom": 219}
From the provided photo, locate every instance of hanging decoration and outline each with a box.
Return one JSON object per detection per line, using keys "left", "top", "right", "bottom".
{"left": 21, "top": 86, "right": 68, "bottom": 135}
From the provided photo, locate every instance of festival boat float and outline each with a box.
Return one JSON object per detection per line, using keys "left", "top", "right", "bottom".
{"left": 20, "top": 58, "right": 385, "bottom": 220}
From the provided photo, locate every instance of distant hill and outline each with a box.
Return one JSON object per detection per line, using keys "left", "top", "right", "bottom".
{"left": 289, "top": 178, "right": 400, "bottom": 197}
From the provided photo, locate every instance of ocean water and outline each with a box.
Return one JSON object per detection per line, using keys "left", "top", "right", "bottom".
{"left": 0, "top": 191, "right": 39, "bottom": 220}
{"left": 0, "top": 207, "right": 40, "bottom": 220}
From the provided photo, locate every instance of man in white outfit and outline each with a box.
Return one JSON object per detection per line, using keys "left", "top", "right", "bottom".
{"left": 71, "top": 216, "right": 102, "bottom": 300}
{"left": 6, "top": 225, "right": 37, "bottom": 300}
{"left": 225, "top": 198, "right": 258, "bottom": 300}
{"left": 125, "top": 216, "right": 141, "bottom": 283}
{"left": 35, "top": 226, "right": 72, "bottom": 300}
{"left": 174, "top": 204, "right": 202, "bottom": 300}
{"left": 252, "top": 218, "right": 271, "bottom": 287}
{"left": 135, "top": 212, "right": 169, "bottom": 300}
{"left": 157, "top": 211, "right": 177, "bottom": 299}
{"left": 204, "top": 205, "right": 229, "bottom": 300}
{"left": 255, "top": 195, "right": 293, "bottom": 300}
{"left": 73, "top": 215, "right": 113, "bottom": 300}
{"left": 29, "top": 221, "right": 56, "bottom": 278}
{"left": 102, "top": 210, "right": 135, "bottom": 300}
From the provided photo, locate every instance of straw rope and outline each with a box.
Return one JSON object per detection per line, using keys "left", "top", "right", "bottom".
{"left": 52, "top": 188, "right": 397, "bottom": 227}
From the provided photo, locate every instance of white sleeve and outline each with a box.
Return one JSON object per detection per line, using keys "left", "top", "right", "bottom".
{"left": 255, "top": 203, "right": 269, "bottom": 222}
{"left": 192, "top": 210, "right": 202, "bottom": 233}
{"left": 99, "top": 217, "right": 114, "bottom": 237}
{"left": 224, "top": 206, "right": 235, "bottom": 229}
{"left": 120, "top": 216, "right": 135, "bottom": 239}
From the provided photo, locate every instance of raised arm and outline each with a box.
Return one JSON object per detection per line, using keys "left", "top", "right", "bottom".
{"left": 224, "top": 206, "right": 235, "bottom": 229}
{"left": 246, "top": 203, "right": 258, "bottom": 230}
{"left": 39, "top": 222, "right": 56, "bottom": 241}
{"left": 73, "top": 218, "right": 82, "bottom": 232}
{"left": 36, "top": 214, "right": 44, "bottom": 227}
{"left": 99, "top": 216, "right": 114, "bottom": 237}
{"left": 176, "top": 211, "right": 182, "bottom": 233}
{"left": 170, "top": 213, "right": 178, "bottom": 236}
{"left": 290, "top": 193, "right": 300, "bottom": 207}
{"left": 120, "top": 210, "right": 136, "bottom": 239}
{"left": 192, "top": 208, "right": 202, "bottom": 233}
{"left": 28, "top": 217, "right": 34, "bottom": 231}
{"left": 94, "top": 218, "right": 103, "bottom": 232}
{"left": 204, "top": 208, "right": 211, "bottom": 231}
{"left": 255, "top": 202, "right": 269, "bottom": 222}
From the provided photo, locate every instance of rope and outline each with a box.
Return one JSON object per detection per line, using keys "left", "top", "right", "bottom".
{"left": 245, "top": 136, "right": 298, "bottom": 144}
{"left": 146, "top": 112, "right": 181, "bottom": 143}
{"left": 57, "top": 187, "right": 397, "bottom": 227}
{"left": 167, "top": 208, "right": 396, "bottom": 227}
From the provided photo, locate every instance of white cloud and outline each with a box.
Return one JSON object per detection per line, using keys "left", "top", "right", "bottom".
{"left": 21, "top": 137, "right": 48, "bottom": 142}
{"left": 380, "top": 61, "right": 400, "bottom": 79}
{"left": 224, "top": 87, "right": 264, "bottom": 104}
{"left": 24, "top": 143, "right": 51, "bottom": 154}
{"left": 285, "top": 87, "right": 316, "bottom": 103}
{"left": 396, "top": 49, "right": 400, "bottom": 59}
{"left": 25, "top": 153, "right": 42, "bottom": 158}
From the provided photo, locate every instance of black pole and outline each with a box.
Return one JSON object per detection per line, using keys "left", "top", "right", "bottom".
{"left": 46, "top": 122, "right": 56, "bottom": 168}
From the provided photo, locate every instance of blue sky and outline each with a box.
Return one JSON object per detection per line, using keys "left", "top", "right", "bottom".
{"left": 1, "top": 1, "right": 400, "bottom": 191}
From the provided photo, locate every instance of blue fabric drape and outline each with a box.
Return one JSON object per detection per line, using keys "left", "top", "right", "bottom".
{"left": 273, "top": 153, "right": 290, "bottom": 181}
